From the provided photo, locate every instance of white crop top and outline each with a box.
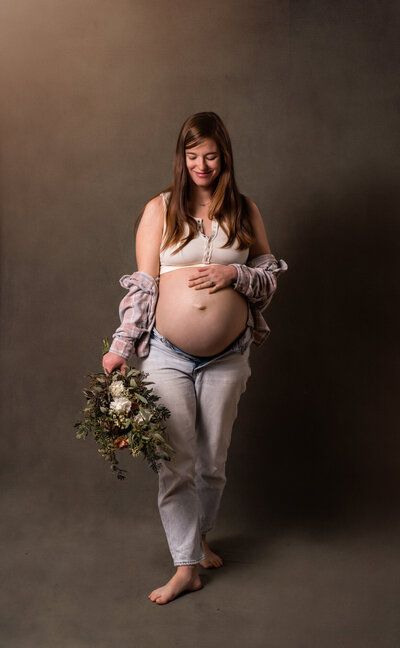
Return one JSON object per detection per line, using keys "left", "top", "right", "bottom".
{"left": 159, "top": 191, "right": 249, "bottom": 275}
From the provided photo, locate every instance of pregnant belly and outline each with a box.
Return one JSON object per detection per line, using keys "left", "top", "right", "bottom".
{"left": 155, "top": 267, "right": 249, "bottom": 356}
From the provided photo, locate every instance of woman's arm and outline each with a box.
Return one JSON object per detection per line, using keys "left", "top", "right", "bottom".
{"left": 246, "top": 197, "right": 272, "bottom": 260}
{"left": 230, "top": 198, "right": 288, "bottom": 309}
{"left": 102, "top": 196, "right": 164, "bottom": 374}
{"left": 135, "top": 195, "right": 164, "bottom": 277}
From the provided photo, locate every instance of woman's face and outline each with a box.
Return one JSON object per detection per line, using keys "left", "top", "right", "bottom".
{"left": 185, "top": 138, "right": 221, "bottom": 188}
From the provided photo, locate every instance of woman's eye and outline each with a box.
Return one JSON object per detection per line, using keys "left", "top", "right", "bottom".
{"left": 187, "top": 155, "right": 218, "bottom": 160}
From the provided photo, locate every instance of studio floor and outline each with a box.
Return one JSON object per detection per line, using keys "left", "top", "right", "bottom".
{"left": 3, "top": 480, "right": 400, "bottom": 648}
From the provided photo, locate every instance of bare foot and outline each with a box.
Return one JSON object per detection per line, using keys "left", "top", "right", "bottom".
{"left": 148, "top": 566, "right": 202, "bottom": 605}
{"left": 199, "top": 535, "right": 223, "bottom": 568}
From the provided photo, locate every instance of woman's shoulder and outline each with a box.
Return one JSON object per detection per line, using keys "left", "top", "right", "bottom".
{"left": 159, "top": 189, "right": 171, "bottom": 201}
{"left": 139, "top": 194, "right": 165, "bottom": 232}
{"left": 240, "top": 194, "right": 262, "bottom": 221}
{"left": 240, "top": 195, "right": 271, "bottom": 254}
{"left": 144, "top": 193, "right": 165, "bottom": 210}
{"left": 240, "top": 193, "right": 258, "bottom": 209}
{"left": 145, "top": 190, "right": 171, "bottom": 213}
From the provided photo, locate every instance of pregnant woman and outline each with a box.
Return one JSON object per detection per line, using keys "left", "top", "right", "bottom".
{"left": 102, "top": 112, "right": 288, "bottom": 605}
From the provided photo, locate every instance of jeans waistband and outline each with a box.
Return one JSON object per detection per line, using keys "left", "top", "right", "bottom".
{"left": 150, "top": 325, "right": 252, "bottom": 364}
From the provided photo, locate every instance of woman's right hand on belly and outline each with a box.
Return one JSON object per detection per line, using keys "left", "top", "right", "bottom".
{"left": 102, "top": 352, "right": 127, "bottom": 376}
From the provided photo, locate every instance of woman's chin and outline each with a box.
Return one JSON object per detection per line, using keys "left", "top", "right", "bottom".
{"left": 189, "top": 174, "right": 218, "bottom": 188}
{"left": 193, "top": 178, "right": 213, "bottom": 186}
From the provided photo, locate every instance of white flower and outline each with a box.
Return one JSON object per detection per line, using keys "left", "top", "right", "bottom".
{"left": 110, "top": 397, "right": 132, "bottom": 415}
{"left": 109, "top": 380, "right": 125, "bottom": 397}
{"left": 134, "top": 411, "right": 145, "bottom": 424}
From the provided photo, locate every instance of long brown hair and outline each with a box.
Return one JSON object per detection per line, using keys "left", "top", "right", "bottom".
{"left": 136, "top": 112, "right": 255, "bottom": 254}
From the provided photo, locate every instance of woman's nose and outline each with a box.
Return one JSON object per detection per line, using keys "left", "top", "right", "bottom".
{"left": 198, "top": 158, "right": 208, "bottom": 170}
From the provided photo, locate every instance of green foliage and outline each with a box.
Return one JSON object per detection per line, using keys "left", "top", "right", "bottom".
{"left": 74, "top": 353, "right": 173, "bottom": 480}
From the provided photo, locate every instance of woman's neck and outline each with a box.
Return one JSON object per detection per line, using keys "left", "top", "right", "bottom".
{"left": 188, "top": 185, "right": 213, "bottom": 207}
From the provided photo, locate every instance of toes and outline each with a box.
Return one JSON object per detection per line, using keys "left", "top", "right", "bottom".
{"left": 201, "top": 553, "right": 223, "bottom": 568}
{"left": 149, "top": 589, "right": 162, "bottom": 602}
{"left": 148, "top": 586, "right": 173, "bottom": 605}
{"left": 200, "top": 559, "right": 211, "bottom": 568}
{"left": 150, "top": 592, "right": 164, "bottom": 604}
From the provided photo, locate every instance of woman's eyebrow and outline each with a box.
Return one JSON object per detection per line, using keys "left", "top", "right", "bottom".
{"left": 186, "top": 151, "right": 218, "bottom": 155}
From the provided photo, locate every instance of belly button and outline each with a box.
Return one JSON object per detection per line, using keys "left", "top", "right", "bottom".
{"left": 193, "top": 303, "right": 206, "bottom": 310}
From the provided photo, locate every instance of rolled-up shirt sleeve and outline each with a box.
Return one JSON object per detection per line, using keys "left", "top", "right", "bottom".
{"left": 231, "top": 253, "right": 288, "bottom": 311}
{"left": 109, "top": 271, "right": 159, "bottom": 359}
{"left": 230, "top": 253, "right": 288, "bottom": 346}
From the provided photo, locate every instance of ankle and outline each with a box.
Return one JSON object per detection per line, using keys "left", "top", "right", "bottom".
{"left": 175, "top": 564, "right": 198, "bottom": 574}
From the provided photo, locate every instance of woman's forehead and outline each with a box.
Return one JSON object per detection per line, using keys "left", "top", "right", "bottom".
{"left": 185, "top": 137, "right": 218, "bottom": 153}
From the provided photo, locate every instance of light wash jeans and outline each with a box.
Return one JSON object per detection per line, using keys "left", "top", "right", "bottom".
{"left": 134, "top": 325, "right": 253, "bottom": 566}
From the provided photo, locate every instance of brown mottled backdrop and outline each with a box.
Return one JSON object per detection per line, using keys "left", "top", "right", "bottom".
{"left": 1, "top": 1, "right": 399, "bottom": 646}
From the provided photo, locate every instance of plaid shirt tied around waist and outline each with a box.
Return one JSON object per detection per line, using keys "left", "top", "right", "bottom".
{"left": 109, "top": 253, "right": 288, "bottom": 359}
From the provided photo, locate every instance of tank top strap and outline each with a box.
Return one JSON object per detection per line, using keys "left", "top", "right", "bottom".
{"left": 159, "top": 191, "right": 171, "bottom": 238}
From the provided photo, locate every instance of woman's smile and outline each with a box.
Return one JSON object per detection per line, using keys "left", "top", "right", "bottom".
{"left": 185, "top": 138, "right": 221, "bottom": 186}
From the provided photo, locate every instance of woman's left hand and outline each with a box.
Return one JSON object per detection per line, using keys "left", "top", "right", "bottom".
{"left": 187, "top": 265, "right": 238, "bottom": 293}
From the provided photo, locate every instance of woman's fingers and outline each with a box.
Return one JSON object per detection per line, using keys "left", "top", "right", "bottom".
{"left": 103, "top": 364, "right": 126, "bottom": 375}
{"left": 194, "top": 278, "right": 215, "bottom": 290}
{"left": 188, "top": 275, "right": 209, "bottom": 286}
{"left": 188, "top": 267, "right": 209, "bottom": 280}
{"left": 187, "top": 266, "right": 231, "bottom": 292}
{"left": 188, "top": 279, "right": 208, "bottom": 289}
{"left": 188, "top": 272, "right": 214, "bottom": 287}
{"left": 188, "top": 275, "right": 220, "bottom": 290}
{"left": 188, "top": 267, "right": 215, "bottom": 285}
{"left": 102, "top": 353, "right": 128, "bottom": 375}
